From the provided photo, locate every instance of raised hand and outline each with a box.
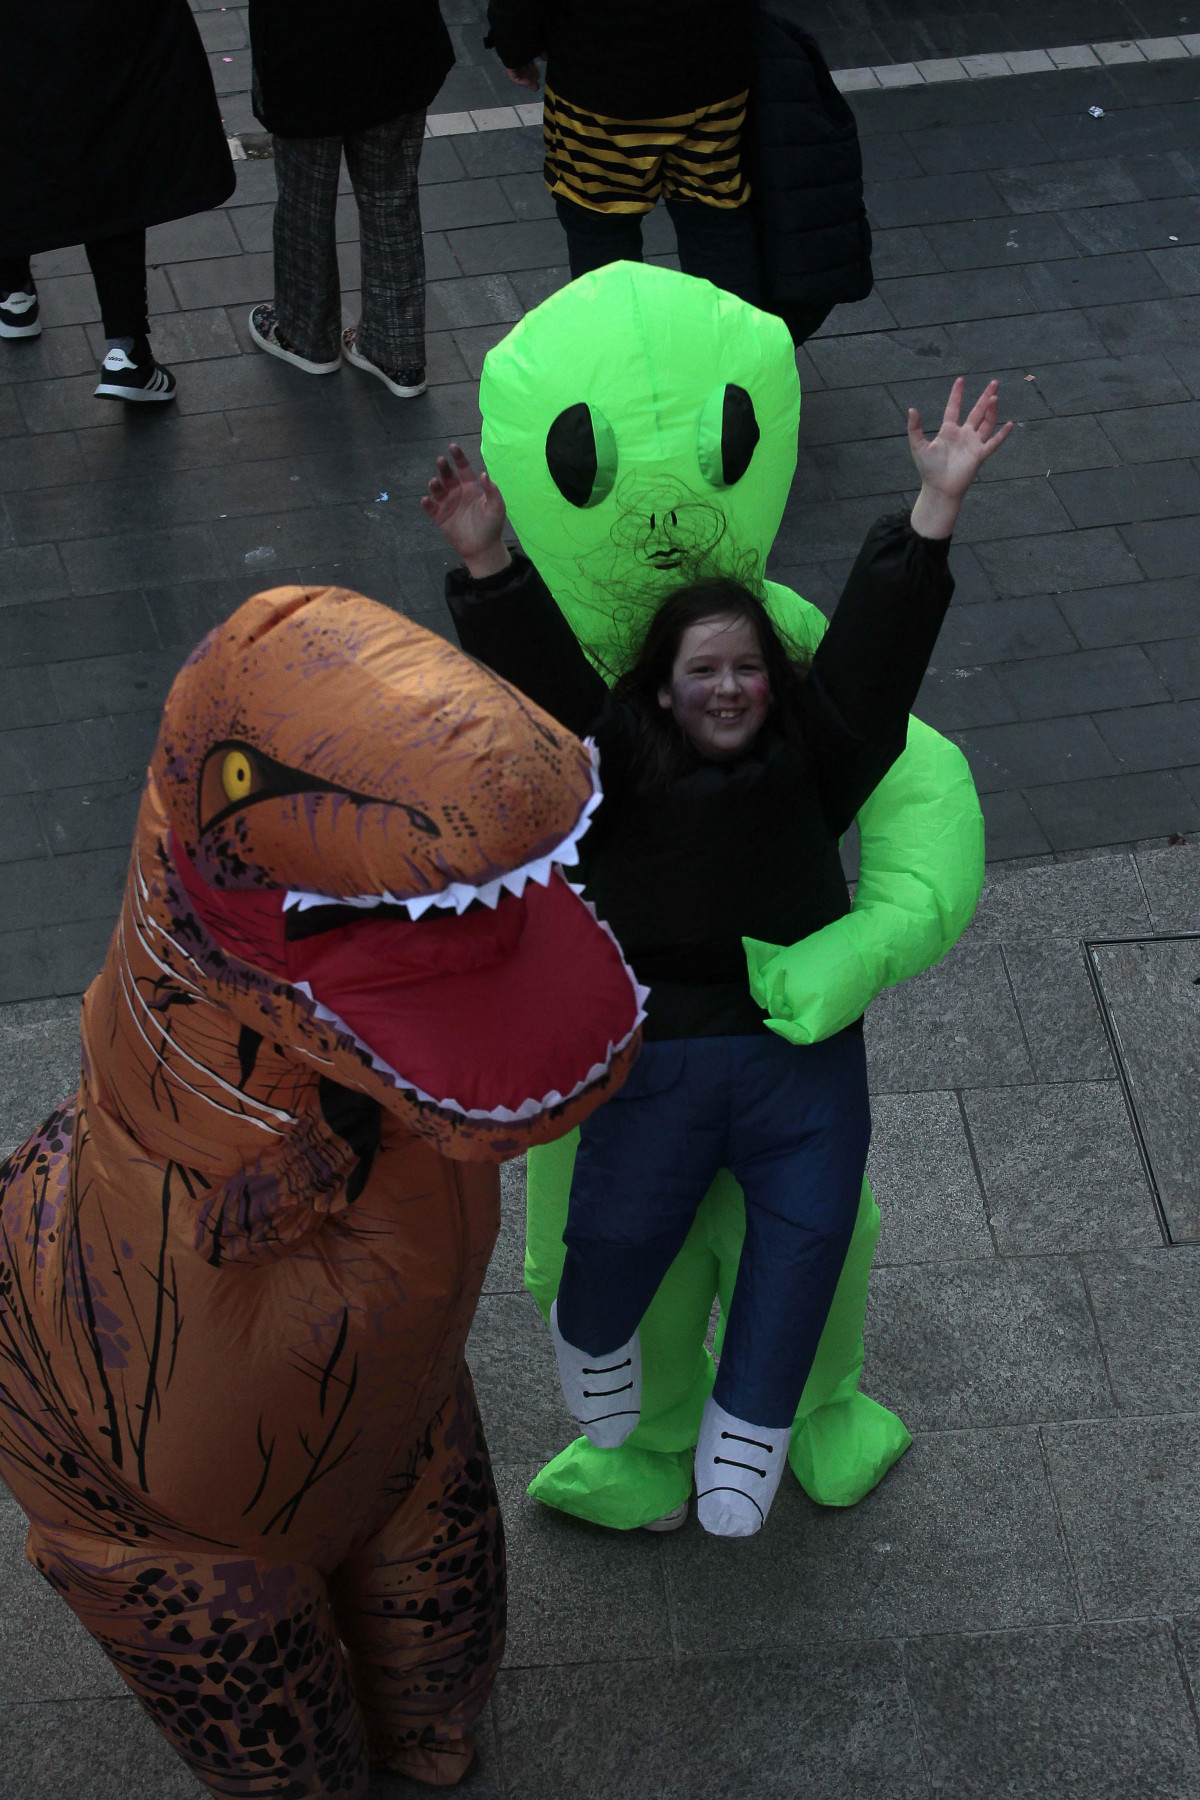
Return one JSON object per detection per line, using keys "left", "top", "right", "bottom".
{"left": 907, "top": 377, "right": 1013, "bottom": 539}
{"left": 421, "top": 443, "right": 512, "bottom": 578}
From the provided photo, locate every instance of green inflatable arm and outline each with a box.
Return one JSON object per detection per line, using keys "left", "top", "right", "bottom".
{"left": 744, "top": 580, "right": 985, "bottom": 1043}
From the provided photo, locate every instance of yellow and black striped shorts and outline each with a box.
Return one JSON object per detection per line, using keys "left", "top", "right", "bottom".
{"left": 543, "top": 87, "right": 750, "bottom": 214}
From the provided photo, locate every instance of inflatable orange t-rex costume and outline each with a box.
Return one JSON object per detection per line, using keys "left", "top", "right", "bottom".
{"left": 0, "top": 585, "right": 642, "bottom": 1796}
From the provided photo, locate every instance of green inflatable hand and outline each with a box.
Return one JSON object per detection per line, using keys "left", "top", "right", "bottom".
{"left": 481, "top": 263, "right": 982, "bottom": 1528}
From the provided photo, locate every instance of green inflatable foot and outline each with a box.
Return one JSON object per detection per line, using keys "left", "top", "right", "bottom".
{"left": 789, "top": 1392, "right": 912, "bottom": 1508}
{"left": 527, "top": 1436, "right": 694, "bottom": 1531}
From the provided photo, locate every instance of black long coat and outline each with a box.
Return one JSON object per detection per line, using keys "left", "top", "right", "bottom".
{"left": 250, "top": 0, "right": 454, "bottom": 139}
{"left": 746, "top": 3, "right": 874, "bottom": 334}
{"left": 0, "top": 0, "right": 235, "bottom": 259}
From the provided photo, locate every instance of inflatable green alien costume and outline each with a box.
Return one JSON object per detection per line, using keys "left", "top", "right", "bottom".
{"left": 479, "top": 264, "right": 983, "bottom": 1530}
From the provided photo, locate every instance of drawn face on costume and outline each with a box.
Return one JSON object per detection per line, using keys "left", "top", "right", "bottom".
{"left": 657, "top": 613, "right": 771, "bottom": 761}
{"left": 149, "top": 584, "right": 644, "bottom": 1156}
{"left": 479, "top": 261, "right": 800, "bottom": 666}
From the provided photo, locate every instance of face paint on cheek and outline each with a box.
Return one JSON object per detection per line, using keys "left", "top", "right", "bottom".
{"left": 676, "top": 674, "right": 718, "bottom": 710}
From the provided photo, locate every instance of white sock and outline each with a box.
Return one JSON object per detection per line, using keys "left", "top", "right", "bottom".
{"left": 550, "top": 1300, "right": 641, "bottom": 1448}
{"left": 694, "top": 1396, "right": 789, "bottom": 1537}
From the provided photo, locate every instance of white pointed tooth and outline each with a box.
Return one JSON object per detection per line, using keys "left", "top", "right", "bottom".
{"left": 452, "top": 884, "right": 477, "bottom": 915}
{"left": 567, "top": 881, "right": 587, "bottom": 896}
{"left": 502, "top": 869, "right": 529, "bottom": 899}
{"left": 528, "top": 857, "right": 554, "bottom": 887}
{"left": 556, "top": 838, "right": 581, "bottom": 866}
{"left": 283, "top": 891, "right": 304, "bottom": 911}
{"left": 477, "top": 879, "right": 503, "bottom": 910}
{"left": 404, "top": 893, "right": 438, "bottom": 920}
{"left": 635, "top": 983, "right": 652, "bottom": 1007}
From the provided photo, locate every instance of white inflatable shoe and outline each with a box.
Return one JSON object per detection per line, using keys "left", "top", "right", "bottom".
{"left": 694, "top": 1396, "right": 789, "bottom": 1537}
{"left": 550, "top": 1300, "right": 641, "bottom": 1448}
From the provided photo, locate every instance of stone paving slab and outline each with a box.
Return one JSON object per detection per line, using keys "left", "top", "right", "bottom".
{"left": 864, "top": 1256, "right": 1117, "bottom": 1430}
{"left": 902, "top": 1622, "right": 1200, "bottom": 1799}
{"left": 492, "top": 1642, "right": 928, "bottom": 1800}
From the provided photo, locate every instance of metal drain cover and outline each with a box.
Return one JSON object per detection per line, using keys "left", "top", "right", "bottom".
{"left": 1089, "top": 935, "right": 1200, "bottom": 1243}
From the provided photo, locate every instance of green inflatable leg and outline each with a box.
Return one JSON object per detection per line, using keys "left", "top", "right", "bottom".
{"left": 522, "top": 1137, "right": 910, "bottom": 1528}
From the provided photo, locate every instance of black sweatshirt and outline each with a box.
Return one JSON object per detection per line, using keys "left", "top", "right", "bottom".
{"left": 447, "top": 516, "right": 953, "bottom": 1040}
{"left": 485, "top": 0, "right": 754, "bottom": 120}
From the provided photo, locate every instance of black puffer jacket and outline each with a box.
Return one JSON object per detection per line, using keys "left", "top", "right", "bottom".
{"left": 0, "top": 0, "right": 234, "bottom": 259}
{"left": 485, "top": 0, "right": 754, "bottom": 120}
{"left": 251, "top": 0, "right": 453, "bottom": 138}
{"left": 747, "top": 3, "right": 873, "bottom": 328}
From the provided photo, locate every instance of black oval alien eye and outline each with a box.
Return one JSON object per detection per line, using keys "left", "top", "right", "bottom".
{"left": 698, "top": 383, "right": 761, "bottom": 488}
{"left": 546, "top": 402, "right": 618, "bottom": 508}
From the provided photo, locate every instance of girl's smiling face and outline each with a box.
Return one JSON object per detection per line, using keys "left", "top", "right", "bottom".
{"left": 657, "top": 613, "right": 772, "bottom": 761}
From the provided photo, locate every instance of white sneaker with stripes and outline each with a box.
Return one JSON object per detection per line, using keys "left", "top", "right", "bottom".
{"left": 94, "top": 346, "right": 177, "bottom": 403}
{"left": 550, "top": 1300, "right": 641, "bottom": 1449}
{"left": 694, "top": 1395, "right": 789, "bottom": 1537}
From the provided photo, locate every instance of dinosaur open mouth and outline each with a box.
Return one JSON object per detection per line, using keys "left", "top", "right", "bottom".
{"left": 171, "top": 762, "right": 645, "bottom": 1126}
{"left": 285, "top": 871, "right": 643, "bottom": 1120}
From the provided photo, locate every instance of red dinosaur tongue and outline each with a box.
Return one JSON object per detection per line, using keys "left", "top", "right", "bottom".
{"left": 170, "top": 837, "right": 642, "bottom": 1118}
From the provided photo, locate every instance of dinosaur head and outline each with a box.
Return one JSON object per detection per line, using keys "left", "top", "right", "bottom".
{"left": 146, "top": 584, "right": 644, "bottom": 1157}
{"left": 479, "top": 261, "right": 800, "bottom": 668}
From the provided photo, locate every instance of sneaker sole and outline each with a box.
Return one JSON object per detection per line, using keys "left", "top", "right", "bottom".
{"left": 0, "top": 319, "right": 42, "bottom": 339}
{"left": 94, "top": 380, "right": 177, "bottom": 403}
{"left": 249, "top": 315, "right": 340, "bottom": 375}
{"left": 342, "top": 340, "right": 426, "bottom": 398}
{"left": 641, "top": 1501, "right": 690, "bottom": 1533}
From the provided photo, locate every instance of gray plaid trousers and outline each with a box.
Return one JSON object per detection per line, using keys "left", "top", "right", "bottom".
{"left": 273, "top": 112, "right": 427, "bottom": 371}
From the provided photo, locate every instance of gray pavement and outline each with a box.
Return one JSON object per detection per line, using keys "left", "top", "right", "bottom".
{"left": 3, "top": 2, "right": 1200, "bottom": 1795}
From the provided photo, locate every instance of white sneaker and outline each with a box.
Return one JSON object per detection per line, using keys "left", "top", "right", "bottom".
{"left": 341, "top": 327, "right": 426, "bottom": 397}
{"left": 249, "top": 303, "right": 341, "bottom": 375}
{"left": 694, "top": 1396, "right": 789, "bottom": 1538}
{"left": 0, "top": 288, "right": 41, "bottom": 339}
{"left": 641, "top": 1499, "right": 689, "bottom": 1533}
{"left": 550, "top": 1299, "right": 641, "bottom": 1449}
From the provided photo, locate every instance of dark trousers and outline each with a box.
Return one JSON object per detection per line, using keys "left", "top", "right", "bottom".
{"left": 557, "top": 1030, "right": 871, "bottom": 1429}
{"left": 273, "top": 113, "right": 426, "bottom": 369}
{"left": 555, "top": 193, "right": 763, "bottom": 306}
{"left": 0, "top": 230, "right": 148, "bottom": 339}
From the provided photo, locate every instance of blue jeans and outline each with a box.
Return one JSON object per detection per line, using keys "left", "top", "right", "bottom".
{"left": 557, "top": 1031, "right": 871, "bottom": 1428}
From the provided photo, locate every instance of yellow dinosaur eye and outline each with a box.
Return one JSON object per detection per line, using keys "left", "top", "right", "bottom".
{"left": 221, "top": 749, "right": 254, "bottom": 803}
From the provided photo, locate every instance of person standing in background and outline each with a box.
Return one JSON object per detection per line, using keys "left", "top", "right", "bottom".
{"left": 0, "top": 0, "right": 234, "bottom": 402}
{"left": 247, "top": 0, "right": 453, "bottom": 399}
{"left": 484, "top": 0, "right": 759, "bottom": 303}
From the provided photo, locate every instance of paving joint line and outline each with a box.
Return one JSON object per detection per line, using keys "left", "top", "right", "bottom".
{"left": 830, "top": 32, "right": 1200, "bottom": 91}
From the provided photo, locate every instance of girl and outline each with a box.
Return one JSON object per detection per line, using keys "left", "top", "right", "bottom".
{"left": 422, "top": 378, "right": 1011, "bottom": 1537}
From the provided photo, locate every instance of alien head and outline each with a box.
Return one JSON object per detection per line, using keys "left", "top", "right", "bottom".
{"left": 480, "top": 262, "right": 800, "bottom": 669}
